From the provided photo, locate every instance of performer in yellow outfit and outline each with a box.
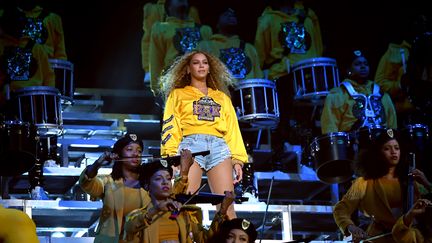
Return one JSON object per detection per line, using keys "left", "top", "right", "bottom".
{"left": 0, "top": 14, "right": 55, "bottom": 101}
{"left": 160, "top": 51, "right": 248, "bottom": 219}
{"left": 0, "top": 205, "right": 39, "bottom": 243}
{"left": 15, "top": 1, "right": 67, "bottom": 60}
{"left": 149, "top": 0, "right": 212, "bottom": 95}
{"left": 333, "top": 129, "right": 431, "bottom": 243}
{"left": 254, "top": 0, "right": 323, "bottom": 80}
{"left": 141, "top": 0, "right": 200, "bottom": 75}
{"left": 123, "top": 159, "right": 234, "bottom": 243}
{"left": 321, "top": 50, "right": 397, "bottom": 134}
{"left": 197, "top": 8, "right": 262, "bottom": 81}
{"left": 374, "top": 41, "right": 413, "bottom": 113}
{"left": 79, "top": 134, "right": 191, "bottom": 243}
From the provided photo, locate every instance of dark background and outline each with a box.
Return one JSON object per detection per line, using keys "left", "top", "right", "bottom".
{"left": 3, "top": 0, "right": 430, "bottom": 90}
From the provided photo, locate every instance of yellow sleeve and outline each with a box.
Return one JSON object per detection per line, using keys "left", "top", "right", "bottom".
{"left": 381, "top": 92, "right": 397, "bottom": 129}
{"left": 223, "top": 95, "right": 248, "bottom": 164}
{"left": 245, "top": 43, "right": 264, "bottom": 79}
{"left": 149, "top": 22, "right": 166, "bottom": 94}
{"left": 320, "top": 90, "right": 343, "bottom": 134}
{"left": 124, "top": 207, "right": 152, "bottom": 241}
{"left": 199, "top": 25, "right": 213, "bottom": 41}
{"left": 374, "top": 55, "right": 402, "bottom": 95}
{"left": 190, "top": 210, "right": 228, "bottom": 243}
{"left": 333, "top": 182, "right": 366, "bottom": 236}
{"left": 189, "top": 6, "right": 201, "bottom": 24}
{"left": 0, "top": 207, "right": 39, "bottom": 243}
{"left": 34, "top": 44, "right": 55, "bottom": 87}
{"left": 47, "top": 13, "right": 67, "bottom": 60}
{"left": 307, "top": 9, "right": 323, "bottom": 57}
{"left": 254, "top": 16, "right": 271, "bottom": 68}
{"left": 78, "top": 169, "right": 106, "bottom": 199}
{"left": 392, "top": 216, "right": 424, "bottom": 243}
{"left": 161, "top": 91, "right": 183, "bottom": 157}
{"left": 141, "top": 3, "right": 164, "bottom": 72}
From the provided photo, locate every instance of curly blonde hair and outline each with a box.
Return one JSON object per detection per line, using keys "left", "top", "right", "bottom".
{"left": 159, "top": 50, "right": 234, "bottom": 98}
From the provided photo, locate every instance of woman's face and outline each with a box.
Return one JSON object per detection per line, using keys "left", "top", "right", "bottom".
{"left": 349, "top": 56, "right": 370, "bottom": 80}
{"left": 381, "top": 139, "right": 400, "bottom": 167}
{"left": 187, "top": 53, "right": 209, "bottom": 81}
{"left": 120, "top": 143, "right": 142, "bottom": 170}
{"left": 225, "top": 229, "right": 249, "bottom": 243}
{"left": 149, "top": 170, "right": 172, "bottom": 199}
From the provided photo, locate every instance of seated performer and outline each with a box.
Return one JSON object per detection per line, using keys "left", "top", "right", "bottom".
{"left": 333, "top": 129, "right": 431, "bottom": 243}
{"left": 79, "top": 133, "right": 192, "bottom": 242}
{"left": 123, "top": 158, "right": 235, "bottom": 243}
{"left": 209, "top": 217, "right": 258, "bottom": 243}
{"left": 321, "top": 49, "right": 397, "bottom": 134}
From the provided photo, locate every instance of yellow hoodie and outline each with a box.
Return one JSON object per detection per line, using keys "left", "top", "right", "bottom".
{"left": 320, "top": 79, "right": 397, "bottom": 134}
{"left": 161, "top": 86, "right": 248, "bottom": 164}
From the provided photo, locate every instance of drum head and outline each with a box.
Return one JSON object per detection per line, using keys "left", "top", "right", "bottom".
{"left": 0, "top": 152, "right": 36, "bottom": 176}
{"left": 316, "top": 159, "right": 353, "bottom": 184}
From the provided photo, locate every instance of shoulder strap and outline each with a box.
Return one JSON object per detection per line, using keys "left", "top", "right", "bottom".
{"left": 341, "top": 81, "right": 358, "bottom": 96}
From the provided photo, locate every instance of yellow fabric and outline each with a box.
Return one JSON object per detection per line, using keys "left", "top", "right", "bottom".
{"left": 149, "top": 17, "right": 212, "bottom": 94}
{"left": 380, "top": 178, "right": 402, "bottom": 208}
{"left": 158, "top": 213, "right": 180, "bottom": 241}
{"left": 254, "top": 8, "right": 323, "bottom": 80}
{"left": 0, "top": 205, "right": 39, "bottom": 243}
{"left": 124, "top": 203, "right": 227, "bottom": 243}
{"left": 320, "top": 79, "right": 397, "bottom": 134}
{"left": 141, "top": 0, "right": 200, "bottom": 72}
{"left": 197, "top": 34, "right": 263, "bottom": 81}
{"left": 19, "top": 6, "right": 67, "bottom": 60}
{"left": 375, "top": 41, "right": 411, "bottom": 96}
{"left": 0, "top": 39, "right": 55, "bottom": 95}
{"left": 161, "top": 86, "right": 248, "bottom": 164}
{"left": 333, "top": 177, "right": 403, "bottom": 243}
{"left": 392, "top": 216, "right": 427, "bottom": 243}
{"left": 78, "top": 170, "right": 188, "bottom": 243}
{"left": 374, "top": 41, "right": 414, "bottom": 112}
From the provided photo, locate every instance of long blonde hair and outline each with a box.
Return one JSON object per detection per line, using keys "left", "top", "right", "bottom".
{"left": 159, "top": 50, "right": 234, "bottom": 98}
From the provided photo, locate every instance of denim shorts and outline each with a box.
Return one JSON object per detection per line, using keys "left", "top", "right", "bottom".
{"left": 178, "top": 134, "right": 231, "bottom": 171}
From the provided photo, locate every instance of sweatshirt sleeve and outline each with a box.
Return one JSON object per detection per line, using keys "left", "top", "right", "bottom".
{"left": 161, "top": 91, "right": 183, "bottom": 157}
{"left": 223, "top": 95, "right": 248, "bottom": 164}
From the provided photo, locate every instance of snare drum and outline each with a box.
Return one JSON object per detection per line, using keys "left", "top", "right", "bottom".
{"left": 310, "top": 132, "right": 355, "bottom": 184}
{"left": 292, "top": 57, "right": 340, "bottom": 99}
{"left": 10, "top": 86, "right": 63, "bottom": 136}
{"left": 49, "top": 59, "right": 74, "bottom": 105}
{"left": 0, "top": 121, "right": 38, "bottom": 176}
{"left": 233, "top": 79, "right": 279, "bottom": 128}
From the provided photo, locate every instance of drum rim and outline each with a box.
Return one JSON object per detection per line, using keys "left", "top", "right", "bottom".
{"left": 404, "top": 123, "right": 429, "bottom": 129}
{"left": 292, "top": 57, "right": 337, "bottom": 69}
{"left": 235, "top": 79, "right": 275, "bottom": 89}
{"left": 313, "top": 132, "right": 350, "bottom": 141}
{"left": 13, "top": 86, "right": 61, "bottom": 95}
{"left": 48, "top": 58, "right": 74, "bottom": 65}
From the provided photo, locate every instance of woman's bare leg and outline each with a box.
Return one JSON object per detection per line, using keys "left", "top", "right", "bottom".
{"left": 187, "top": 161, "right": 204, "bottom": 194}
{"left": 206, "top": 158, "right": 236, "bottom": 219}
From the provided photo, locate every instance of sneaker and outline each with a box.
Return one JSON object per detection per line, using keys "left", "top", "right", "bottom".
{"left": 31, "top": 186, "right": 49, "bottom": 200}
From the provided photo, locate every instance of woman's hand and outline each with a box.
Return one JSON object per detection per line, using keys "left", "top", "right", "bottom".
{"left": 86, "top": 151, "right": 118, "bottom": 178}
{"left": 95, "top": 151, "right": 119, "bottom": 166}
{"left": 179, "top": 149, "right": 193, "bottom": 177}
{"left": 347, "top": 224, "right": 368, "bottom": 243}
{"left": 410, "top": 169, "right": 431, "bottom": 188}
{"left": 403, "top": 198, "right": 432, "bottom": 226}
{"left": 156, "top": 198, "right": 182, "bottom": 212}
{"left": 219, "top": 191, "right": 236, "bottom": 216}
{"left": 233, "top": 163, "right": 243, "bottom": 184}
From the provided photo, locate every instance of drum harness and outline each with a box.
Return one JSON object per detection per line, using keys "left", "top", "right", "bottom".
{"left": 341, "top": 81, "right": 384, "bottom": 129}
